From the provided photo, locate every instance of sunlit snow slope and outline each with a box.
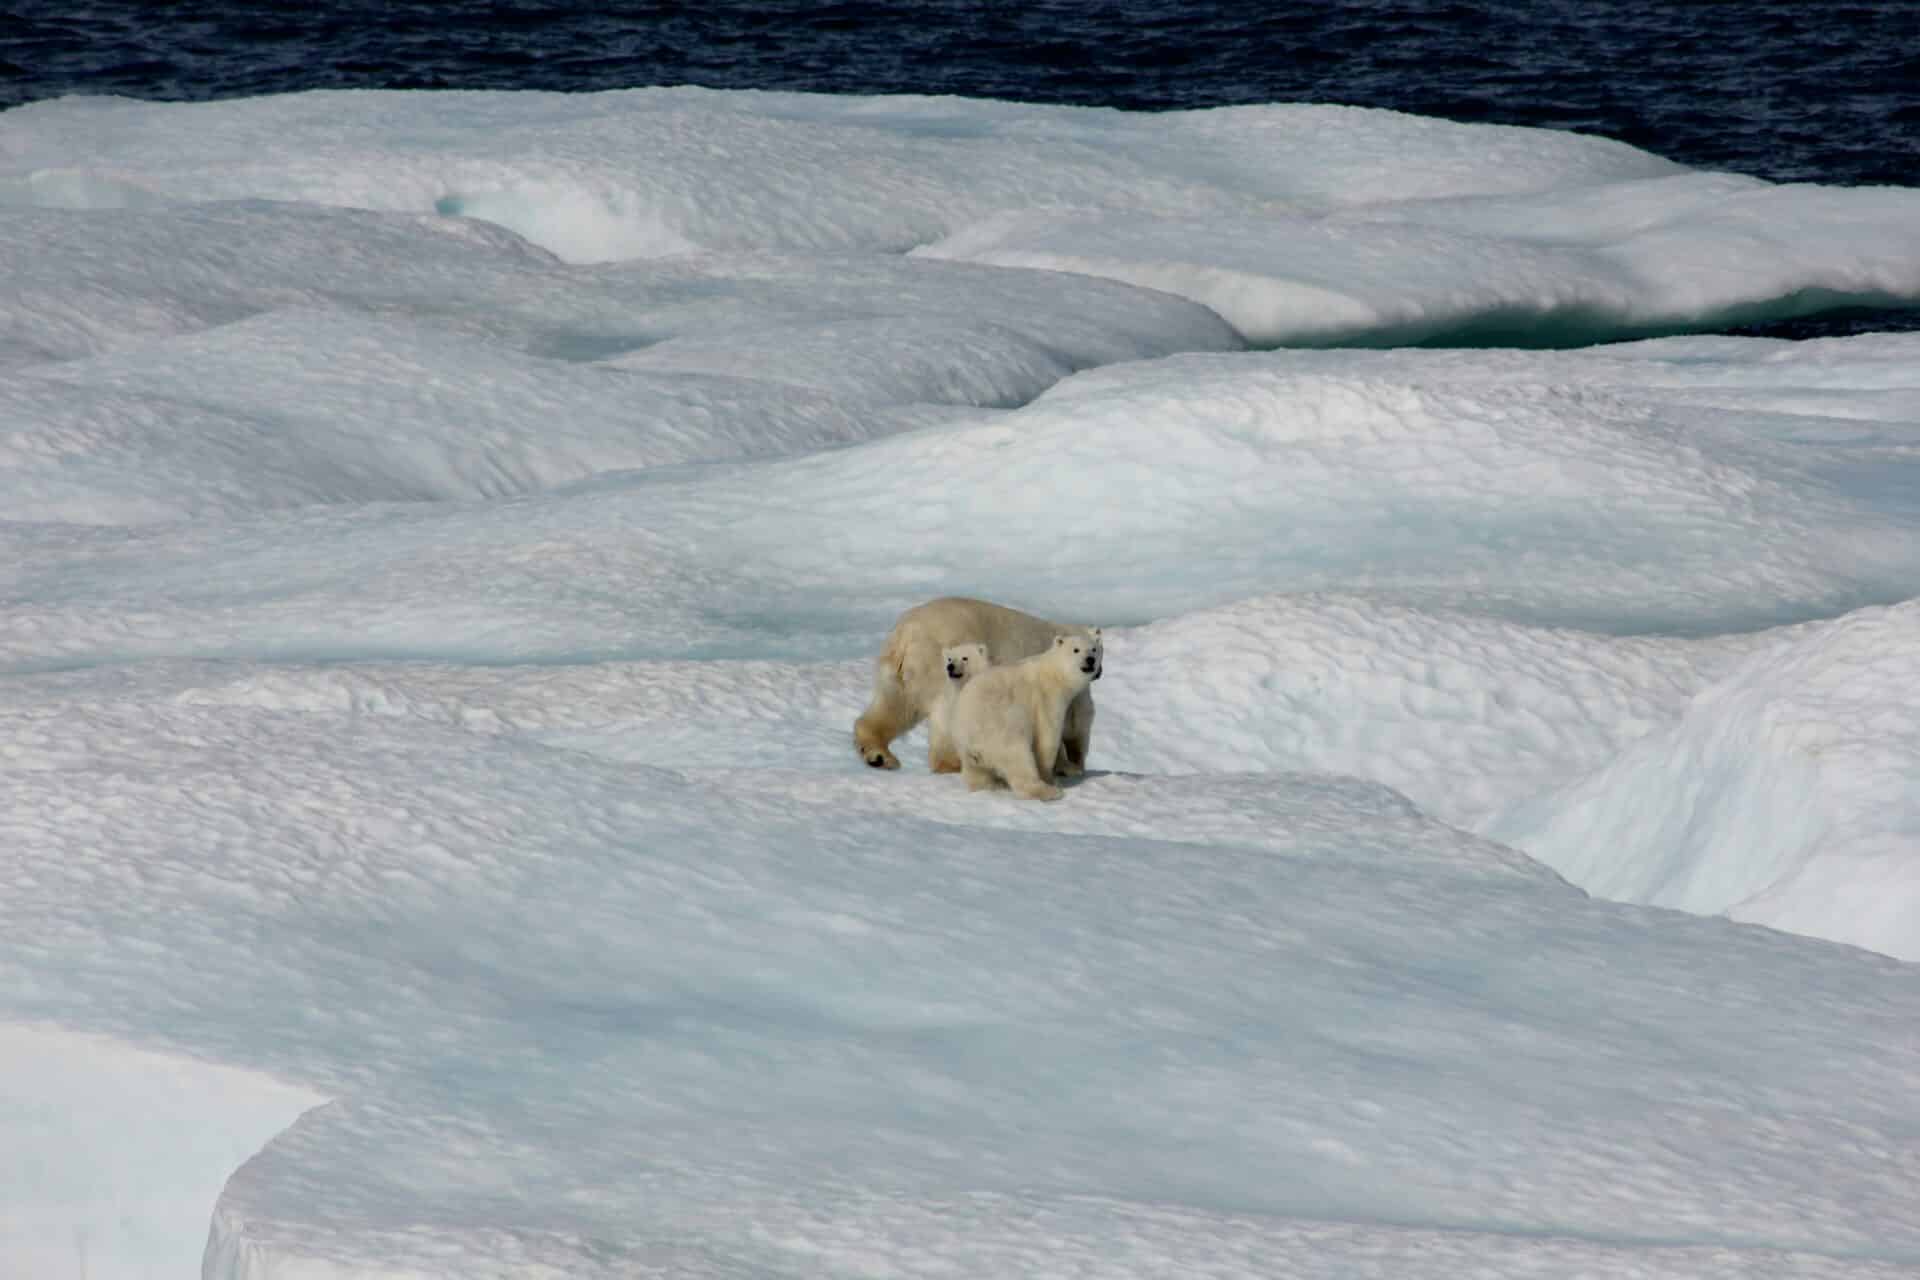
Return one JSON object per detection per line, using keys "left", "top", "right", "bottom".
{"left": 4, "top": 89, "right": 1920, "bottom": 1280}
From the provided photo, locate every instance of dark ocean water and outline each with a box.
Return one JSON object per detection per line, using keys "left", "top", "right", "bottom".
{"left": 6, "top": 1, "right": 1920, "bottom": 338}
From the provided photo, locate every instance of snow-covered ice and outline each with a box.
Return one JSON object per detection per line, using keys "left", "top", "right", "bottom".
{"left": 4, "top": 88, "right": 1920, "bottom": 1278}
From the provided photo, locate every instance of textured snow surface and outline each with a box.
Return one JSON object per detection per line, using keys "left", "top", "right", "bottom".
{"left": 4, "top": 88, "right": 1920, "bottom": 1279}
{"left": 8, "top": 661, "right": 1920, "bottom": 1280}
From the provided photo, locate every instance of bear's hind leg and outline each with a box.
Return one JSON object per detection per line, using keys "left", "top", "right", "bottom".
{"left": 853, "top": 675, "right": 918, "bottom": 770}
{"left": 961, "top": 756, "right": 999, "bottom": 792}
{"left": 854, "top": 714, "right": 905, "bottom": 769}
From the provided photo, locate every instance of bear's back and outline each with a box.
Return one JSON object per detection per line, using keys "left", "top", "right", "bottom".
{"left": 906, "top": 597, "right": 1082, "bottom": 665}
{"left": 977, "top": 645, "right": 1076, "bottom": 709}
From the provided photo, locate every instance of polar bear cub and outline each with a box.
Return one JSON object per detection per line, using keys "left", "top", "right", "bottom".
{"left": 949, "top": 630, "right": 1103, "bottom": 802}
{"left": 854, "top": 596, "right": 1099, "bottom": 774}
{"left": 927, "top": 642, "right": 992, "bottom": 771}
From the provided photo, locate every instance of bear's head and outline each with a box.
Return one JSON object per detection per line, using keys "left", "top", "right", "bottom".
{"left": 943, "top": 642, "right": 991, "bottom": 683}
{"left": 1051, "top": 628, "right": 1103, "bottom": 681}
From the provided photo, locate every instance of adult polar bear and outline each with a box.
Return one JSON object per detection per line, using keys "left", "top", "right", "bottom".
{"left": 950, "top": 631, "right": 1104, "bottom": 802}
{"left": 854, "top": 597, "right": 1100, "bottom": 773}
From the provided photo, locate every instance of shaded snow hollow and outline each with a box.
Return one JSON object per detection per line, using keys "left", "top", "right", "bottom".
{"left": 3, "top": 88, "right": 1920, "bottom": 1279}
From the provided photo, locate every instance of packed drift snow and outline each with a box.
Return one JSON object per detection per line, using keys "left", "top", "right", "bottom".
{"left": 3, "top": 88, "right": 1920, "bottom": 1279}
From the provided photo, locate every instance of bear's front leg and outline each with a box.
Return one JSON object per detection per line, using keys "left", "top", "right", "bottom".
{"left": 1001, "top": 749, "right": 1063, "bottom": 802}
{"left": 927, "top": 725, "right": 963, "bottom": 774}
{"left": 1031, "top": 719, "right": 1064, "bottom": 786}
{"left": 1056, "top": 691, "right": 1094, "bottom": 777}
{"left": 1053, "top": 743, "right": 1082, "bottom": 778}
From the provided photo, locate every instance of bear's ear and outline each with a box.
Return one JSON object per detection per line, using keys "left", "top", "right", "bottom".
{"left": 1090, "top": 627, "right": 1102, "bottom": 639}
{"left": 1053, "top": 635, "right": 1068, "bottom": 648}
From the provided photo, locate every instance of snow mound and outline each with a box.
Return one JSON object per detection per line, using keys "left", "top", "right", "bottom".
{"left": 9, "top": 338, "right": 1920, "bottom": 673}
{"left": 0, "top": 204, "right": 1236, "bottom": 521}
{"left": 1491, "top": 600, "right": 1920, "bottom": 959}
{"left": 1082, "top": 594, "right": 1769, "bottom": 830}
{"left": 684, "top": 344, "right": 1920, "bottom": 633}
{"left": 0, "top": 202, "right": 1237, "bottom": 376}
{"left": 917, "top": 175, "right": 1920, "bottom": 346}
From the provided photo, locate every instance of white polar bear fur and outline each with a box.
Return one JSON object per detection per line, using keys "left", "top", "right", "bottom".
{"left": 927, "top": 642, "right": 993, "bottom": 773}
{"left": 949, "top": 630, "right": 1103, "bottom": 802}
{"left": 854, "top": 596, "right": 1098, "bottom": 773}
